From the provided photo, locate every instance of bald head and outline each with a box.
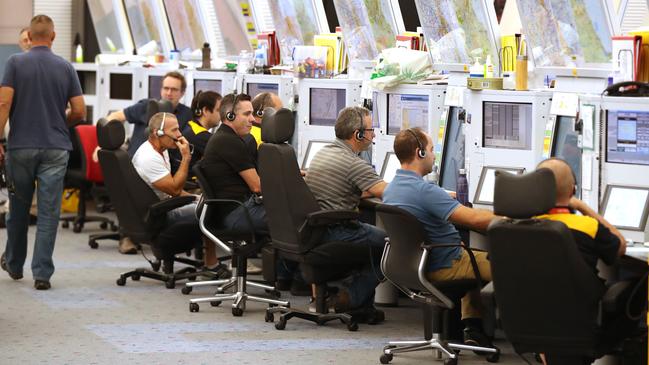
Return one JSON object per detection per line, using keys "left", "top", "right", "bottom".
{"left": 537, "top": 158, "right": 575, "bottom": 205}
{"left": 29, "top": 15, "right": 55, "bottom": 42}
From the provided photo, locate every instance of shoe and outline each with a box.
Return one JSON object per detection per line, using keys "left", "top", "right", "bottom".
{"left": 246, "top": 261, "right": 262, "bottom": 275}
{"left": 463, "top": 327, "right": 494, "bottom": 354}
{"left": 34, "top": 280, "right": 51, "bottom": 290}
{"left": 308, "top": 289, "right": 350, "bottom": 313}
{"left": 118, "top": 237, "right": 137, "bottom": 254}
{"left": 205, "top": 263, "right": 231, "bottom": 279}
{"left": 1, "top": 252, "right": 23, "bottom": 280}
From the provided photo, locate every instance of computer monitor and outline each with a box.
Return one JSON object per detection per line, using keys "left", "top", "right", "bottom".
{"left": 148, "top": 75, "right": 164, "bottom": 99}
{"left": 309, "top": 88, "right": 346, "bottom": 126}
{"left": 247, "top": 82, "right": 279, "bottom": 98}
{"left": 551, "top": 116, "right": 581, "bottom": 195}
{"left": 380, "top": 152, "right": 401, "bottom": 183}
{"left": 606, "top": 110, "right": 649, "bottom": 166}
{"left": 302, "top": 140, "right": 330, "bottom": 169}
{"left": 109, "top": 73, "right": 132, "bottom": 100}
{"left": 601, "top": 185, "right": 649, "bottom": 231}
{"left": 386, "top": 94, "right": 429, "bottom": 135}
{"left": 483, "top": 102, "right": 533, "bottom": 150}
{"left": 473, "top": 166, "right": 525, "bottom": 205}
{"left": 439, "top": 107, "right": 465, "bottom": 191}
{"left": 194, "top": 79, "right": 222, "bottom": 95}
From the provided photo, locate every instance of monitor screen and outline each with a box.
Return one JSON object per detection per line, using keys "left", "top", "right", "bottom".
{"left": 551, "top": 116, "right": 581, "bottom": 195}
{"left": 247, "top": 83, "right": 279, "bottom": 98}
{"left": 473, "top": 166, "right": 525, "bottom": 205}
{"left": 194, "top": 79, "right": 223, "bottom": 95}
{"left": 109, "top": 73, "right": 132, "bottom": 100}
{"left": 439, "top": 107, "right": 465, "bottom": 191}
{"left": 387, "top": 94, "right": 429, "bottom": 135}
{"left": 606, "top": 110, "right": 649, "bottom": 166}
{"left": 601, "top": 185, "right": 649, "bottom": 231}
{"left": 483, "top": 102, "right": 533, "bottom": 150}
{"left": 302, "top": 140, "right": 330, "bottom": 169}
{"left": 309, "top": 88, "right": 346, "bottom": 126}
{"left": 380, "top": 152, "right": 401, "bottom": 183}
{"left": 148, "top": 75, "right": 164, "bottom": 99}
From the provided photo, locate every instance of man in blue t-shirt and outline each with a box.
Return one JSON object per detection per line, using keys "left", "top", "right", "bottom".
{"left": 383, "top": 127, "right": 497, "bottom": 347}
{"left": 106, "top": 71, "right": 193, "bottom": 157}
{"left": 0, "top": 15, "right": 86, "bottom": 290}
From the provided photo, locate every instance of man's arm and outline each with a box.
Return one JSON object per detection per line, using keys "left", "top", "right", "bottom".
{"left": 67, "top": 95, "right": 86, "bottom": 126}
{"left": 570, "top": 197, "right": 626, "bottom": 256}
{"left": 448, "top": 205, "right": 497, "bottom": 232}
{"left": 106, "top": 110, "right": 127, "bottom": 122}
{"left": 151, "top": 137, "right": 191, "bottom": 197}
{"left": 0, "top": 86, "right": 14, "bottom": 161}
{"left": 239, "top": 168, "right": 261, "bottom": 194}
{"left": 365, "top": 180, "right": 387, "bottom": 199}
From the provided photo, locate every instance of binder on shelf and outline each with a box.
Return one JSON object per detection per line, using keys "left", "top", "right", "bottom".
{"left": 612, "top": 35, "right": 642, "bottom": 81}
{"left": 258, "top": 31, "right": 280, "bottom": 66}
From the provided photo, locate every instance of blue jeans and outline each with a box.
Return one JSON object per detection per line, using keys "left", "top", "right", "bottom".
{"left": 167, "top": 201, "right": 198, "bottom": 226}
{"left": 222, "top": 196, "right": 269, "bottom": 236}
{"left": 4, "top": 149, "right": 69, "bottom": 281}
{"left": 322, "top": 222, "right": 386, "bottom": 308}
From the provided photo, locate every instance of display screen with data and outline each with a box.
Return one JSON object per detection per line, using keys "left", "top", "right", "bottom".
{"left": 474, "top": 166, "right": 525, "bottom": 205}
{"left": 247, "top": 83, "right": 279, "bottom": 98}
{"left": 194, "top": 79, "right": 222, "bottom": 95}
{"left": 602, "top": 185, "right": 649, "bottom": 230}
{"left": 309, "top": 88, "right": 346, "bottom": 126}
{"left": 302, "top": 140, "right": 330, "bottom": 169}
{"left": 380, "top": 152, "right": 401, "bottom": 183}
{"left": 483, "top": 102, "right": 533, "bottom": 150}
{"left": 439, "top": 107, "right": 465, "bottom": 191}
{"left": 148, "top": 75, "right": 163, "bottom": 99}
{"left": 387, "top": 94, "right": 429, "bottom": 135}
{"left": 606, "top": 110, "right": 649, "bottom": 166}
{"left": 551, "top": 116, "right": 582, "bottom": 193}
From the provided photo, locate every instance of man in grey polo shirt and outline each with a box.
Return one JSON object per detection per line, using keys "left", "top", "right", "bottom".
{"left": 0, "top": 15, "right": 85, "bottom": 290}
{"left": 305, "top": 106, "right": 387, "bottom": 313}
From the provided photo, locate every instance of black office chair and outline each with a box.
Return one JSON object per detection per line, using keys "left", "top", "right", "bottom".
{"left": 96, "top": 118, "right": 216, "bottom": 289}
{"left": 486, "top": 168, "right": 645, "bottom": 364}
{"left": 375, "top": 203, "right": 499, "bottom": 364}
{"left": 258, "top": 108, "right": 382, "bottom": 331}
{"left": 183, "top": 161, "right": 288, "bottom": 316}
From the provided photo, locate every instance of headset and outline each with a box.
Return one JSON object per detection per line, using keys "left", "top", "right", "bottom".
{"left": 156, "top": 112, "right": 167, "bottom": 137}
{"left": 254, "top": 93, "right": 273, "bottom": 118}
{"left": 226, "top": 94, "right": 243, "bottom": 121}
{"left": 194, "top": 90, "right": 203, "bottom": 117}
{"left": 406, "top": 128, "right": 426, "bottom": 159}
{"left": 354, "top": 107, "right": 367, "bottom": 141}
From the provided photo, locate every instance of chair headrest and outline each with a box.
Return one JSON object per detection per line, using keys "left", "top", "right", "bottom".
{"left": 96, "top": 118, "right": 125, "bottom": 150}
{"left": 493, "top": 168, "right": 556, "bottom": 218}
{"left": 146, "top": 99, "right": 174, "bottom": 123}
{"left": 261, "top": 108, "right": 294, "bottom": 144}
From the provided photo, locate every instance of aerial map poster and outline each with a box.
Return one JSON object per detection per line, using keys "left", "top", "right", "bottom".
{"left": 123, "top": 0, "right": 162, "bottom": 52}
{"left": 334, "top": 0, "right": 396, "bottom": 61}
{"left": 164, "top": 0, "right": 206, "bottom": 51}
{"left": 414, "top": 0, "right": 497, "bottom": 66}
{"left": 87, "top": 0, "right": 125, "bottom": 53}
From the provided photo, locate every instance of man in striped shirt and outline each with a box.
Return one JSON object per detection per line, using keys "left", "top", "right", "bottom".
{"left": 305, "top": 106, "right": 387, "bottom": 313}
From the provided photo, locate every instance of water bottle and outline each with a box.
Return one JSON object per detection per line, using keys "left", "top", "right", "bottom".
{"left": 201, "top": 42, "right": 211, "bottom": 69}
{"left": 456, "top": 168, "right": 469, "bottom": 206}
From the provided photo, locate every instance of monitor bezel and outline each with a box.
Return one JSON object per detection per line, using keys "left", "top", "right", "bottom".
{"left": 380, "top": 151, "right": 400, "bottom": 182}
{"left": 148, "top": 75, "right": 164, "bottom": 100}
{"left": 308, "top": 87, "right": 346, "bottom": 127}
{"left": 193, "top": 78, "right": 223, "bottom": 96}
{"left": 605, "top": 109, "right": 649, "bottom": 166}
{"left": 301, "top": 140, "right": 331, "bottom": 169}
{"left": 385, "top": 93, "right": 430, "bottom": 136}
{"left": 438, "top": 106, "right": 459, "bottom": 190}
{"left": 481, "top": 101, "right": 533, "bottom": 150}
{"left": 473, "top": 165, "right": 526, "bottom": 206}
{"left": 549, "top": 115, "right": 577, "bottom": 158}
{"left": 600, "top": 184, "right": 649, "bottom": 231}
{"left": 246, "top": 82, "right": 280, "bottom": 98}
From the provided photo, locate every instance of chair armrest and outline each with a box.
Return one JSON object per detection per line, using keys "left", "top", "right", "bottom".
{"left": 200, "top": 198, "right": 256, "bottom": 243}
{"left": 306, "top": 209, "right": 360, "bottom": 227}
{"left": 359, "top": 197, "right": 381, "bottom": 210}
{"left": 184, "top": 180, "right": 200, "bottom": 191}
{"left": 148, "top": 195, "right": 196, "bottom": 219}
{"left": 420, "top": 242, "right": 484, "bottom": 289}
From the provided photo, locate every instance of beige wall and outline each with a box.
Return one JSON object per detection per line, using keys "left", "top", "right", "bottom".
{"left": 0, "top": 1, "right": 33, "bottom": 44}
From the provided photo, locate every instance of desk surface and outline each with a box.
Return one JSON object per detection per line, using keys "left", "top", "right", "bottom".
{"left": 625, "top": 244, "right": 649, "bottom": 262}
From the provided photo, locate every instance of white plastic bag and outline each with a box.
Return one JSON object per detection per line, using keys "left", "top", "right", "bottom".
{"left": 370, "top": 48, "right": 432, "bottom": 90}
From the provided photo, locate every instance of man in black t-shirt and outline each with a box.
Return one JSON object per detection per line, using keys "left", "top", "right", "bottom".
{"left": 201, "top": 93, "right": 267, "bottom": 234}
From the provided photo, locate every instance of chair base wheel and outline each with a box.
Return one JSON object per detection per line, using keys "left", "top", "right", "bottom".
{"left": 189, "top": 303, "right": 199, "bottom": 312}
{"left": 116, "top": 277, "right": 126, "bottom": 286}
{"left": 181, "top": 286, "right": 192, "bottom": 295}
{"left": 265, "top": 312, "right": 274, "bottom": 322}
{"left": 100, "top": 222, "right": 108, "bottom": 229}
{"left": 131, "top": 274, "right": 140, "bottom": 281}
{"left": 379, "top": 353, "right": 393, "bottom": 364}
{"left": 275, "top": 317, "right": 287, "bottom": 330}
{"left": 210, "top": 301, "right": 221, "bottom": 307}
{"left": 486, "top": 346, "right": 500, "bottom": 363}
{"left": 232, "top": 307, "right": 244, "bottom": 316}
{"left": 443, "top": 358, "right": 458, "bottom": 365}
{"left": 165, "top": 280, "right": 175, "bottom": 289}
{"left": 88, "top": 240, "right": 98, "bottom": 249}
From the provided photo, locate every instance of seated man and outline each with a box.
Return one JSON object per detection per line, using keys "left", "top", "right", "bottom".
{"left": 183, "top": 90, "right": 222, "bottom": 175}
{"left": 132, "top": 112, "right": 225, "bottom": 275}
{"left": 250, "top": 92, "right": 283, "bottom": 147}
{"left": 305, "top": 106, "right": 387, "bottom": 313}
{"left": 382, "top": 127, "right": 496, "bottom": 347}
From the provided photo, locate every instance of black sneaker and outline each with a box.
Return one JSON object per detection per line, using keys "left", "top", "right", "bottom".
{"left": 1, "top": 252, "right": 23, "bottom": 280}
{"left": 463, "top": 327, "right": 494, "bottom": 354}
{"left": 34, "top": 280, "right": 51, "bottom": 290}
{"left": 206, "top": 263, "right": 231, "bottom": 279}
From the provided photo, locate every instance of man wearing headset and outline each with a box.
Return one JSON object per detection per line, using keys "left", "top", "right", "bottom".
{"left": 382, "top": 127, "right": 497, "bottom": 348}
{"left": 304, "top": 106, "right": 387, "bottom": 315}
{"left": 250, "top": 92, "right": 283, "bottom": 147}
{"left": 131, "top": 112, "right": 222, "bottom": 271}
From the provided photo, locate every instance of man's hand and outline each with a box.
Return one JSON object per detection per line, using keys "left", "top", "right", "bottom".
{"left": 92, "top": 146, "right": 100, "bottom": 163}
{"left": 176, "top": 136, "right": 191, "bottom": 160}
{"left": 0, "top": 144, "right": 4, "bottom": 163}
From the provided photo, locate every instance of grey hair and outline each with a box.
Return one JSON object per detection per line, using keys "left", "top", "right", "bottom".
{"left": 334, "top": 106, "right": 370, "bottom": 140}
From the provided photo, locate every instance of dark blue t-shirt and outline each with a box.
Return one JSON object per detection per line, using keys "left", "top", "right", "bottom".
{"left": 1, "top": 46, "right": 82, "bottom": 151}
{"left": 383, "top": 169, "right": 462, "bottom": 271}
{"left": 123, "top": 99, "right": 192, "bottom": 157}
